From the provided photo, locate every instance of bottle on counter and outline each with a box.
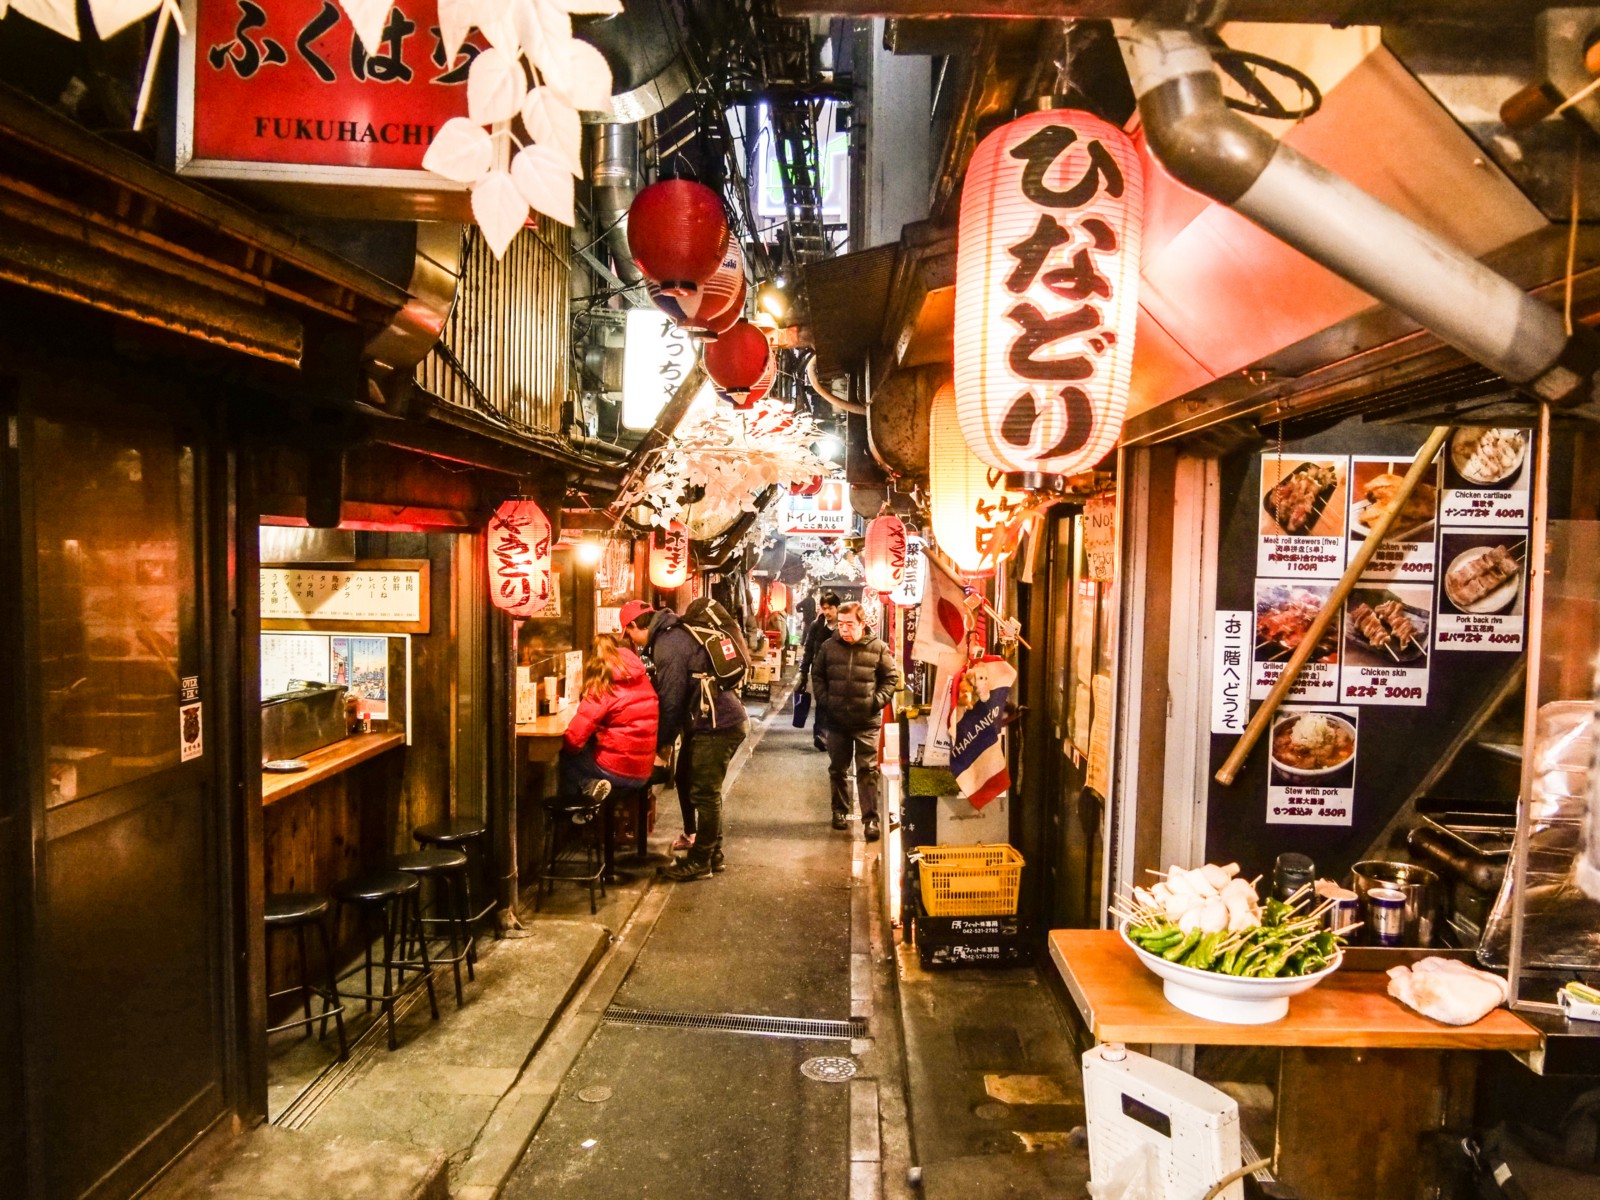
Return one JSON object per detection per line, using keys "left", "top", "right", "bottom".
{"left": 1272, "top": 852, "right": 1316, "bottom": 902}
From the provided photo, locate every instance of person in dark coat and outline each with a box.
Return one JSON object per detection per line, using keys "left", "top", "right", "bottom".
{"left": 559, "top": 634, "right": 658, "bottom": 799}
{"left": 811, "top": 601, "right": 901, "bottom": 841}
{"left": 796, "top": 591, "right": 840, "bottom": 752}
{"left": 620, "top": 600, "right": 748, "bottom": 881}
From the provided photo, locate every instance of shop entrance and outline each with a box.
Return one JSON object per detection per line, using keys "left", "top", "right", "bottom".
{"left": 15, "top": 401, "right": 227, "bottom": 1200}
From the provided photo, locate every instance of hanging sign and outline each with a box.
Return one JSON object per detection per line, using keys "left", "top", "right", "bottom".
{"left": 890, "top": 534, "right": 927, "bottom": 609}
{"left": 623, "top": 309, "right": 697, "bottom": 431}
{"left": 953, "top": 108, "right": 1142, "bottom": 476}
{"left": 1083, "top": 491, "right": 1116, "bottom": 582}
{"left": 863, "top": 515, "right": 907, "bottom": 594}
{"left": 261, "top": 560, "right": 430, "bottom": 631}
{"left": 781, "top": 481, "right": 851, "bottom": 536}
{"left": 648, "top": 520, "right": 690, "bottom": 590}
{"left": 928, "top": 382, "right": 1024, "bottom": 575}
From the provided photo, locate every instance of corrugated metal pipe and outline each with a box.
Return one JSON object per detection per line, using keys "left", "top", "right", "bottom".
{"left": 806, "top": 354, "right": 867, "bottom": 415}
{"left": 590, "top": 122, "right": 642, "bottom": 285}
{"left": 1121, "top": 21, "right": 1600, "bottom": 408}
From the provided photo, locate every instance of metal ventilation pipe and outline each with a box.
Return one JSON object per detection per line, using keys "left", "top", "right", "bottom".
{"left": 1121, "top": 21, "right": 1599, "bottom": 407}
{"left": 590, "top": 122, "right": 642, "bottom": 284}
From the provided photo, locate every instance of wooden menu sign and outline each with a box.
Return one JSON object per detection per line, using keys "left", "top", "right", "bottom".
{"left": 261, "top": 559, "right": 430, "bottom": 632}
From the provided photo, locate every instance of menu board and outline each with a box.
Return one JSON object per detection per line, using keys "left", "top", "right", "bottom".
{"left": 1434, "top": 428, "right": 1532, "bottom": 654}
{"left": 261, "top": 559, "right": 430, "bottom": 632}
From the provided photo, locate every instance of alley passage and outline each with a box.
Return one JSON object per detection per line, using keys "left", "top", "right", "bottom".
{"left": 502, "top": 705, "right": 865, "bottom": 1199}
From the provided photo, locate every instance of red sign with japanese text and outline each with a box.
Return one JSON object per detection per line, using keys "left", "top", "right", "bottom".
{"left": 181, "top": 0, "right": 476, "bottom": 175}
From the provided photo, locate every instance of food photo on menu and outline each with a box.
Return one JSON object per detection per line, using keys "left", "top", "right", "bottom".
{"left": 1269, "top": 708, "right": 1357, "bottom": 788}
{"left": 1446, "top": 427, "right": 1529, "bottom": 490}
{"left": 1438, "top": 532, "right": 1527, "bottom": 617}
{"left": 1260, "top": 458, "right": 1346, "bottom": 538}
{"left": 1344, "top": 586, "right": 1430, "bottom": 668}
{"left": 1349, "top": 459, "right": 1438, "bottom": 544}
{"left": 1255, "top": 584, "right": 1340, "bottom": 665}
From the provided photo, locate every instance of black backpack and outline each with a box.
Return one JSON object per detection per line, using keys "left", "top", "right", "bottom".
{"left": 678, "top": 597, "right": 753, "bottom": 689}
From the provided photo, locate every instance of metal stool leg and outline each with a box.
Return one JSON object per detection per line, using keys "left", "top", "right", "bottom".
{"left": 442, "top": 871, "right": 465, "bottom": 1007}
{"left": 379, "top": 898, "right": 400, "bottom": 1050}
{"left": 295, "top": 924, "right": 314, "bottom": 1037}
{"left": 409, "top": 890, "right": 440, "bottom": 1020}
{"left": 316, "top": 918, "right": 349, "bottom": 1061}
{"left": 458, "top": 867, "right": 476, "bottom": 983}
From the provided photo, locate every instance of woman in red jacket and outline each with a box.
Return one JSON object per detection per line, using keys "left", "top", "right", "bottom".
{"left": 559, "top": 634, "right": 659, "bottom": 800}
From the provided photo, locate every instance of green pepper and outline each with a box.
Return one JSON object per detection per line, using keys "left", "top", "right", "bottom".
{"left": 1219, "top": 941, "right": 1245, "bottom": 975}
{"left": 1162, "top": 929, "right": 1201, "bottom": 961}
{"left": 1135, "top": 927, "right": 1183, "bottom": 951}
{"left": 1186, "top": 931, "right": 1225, "bottom": 971}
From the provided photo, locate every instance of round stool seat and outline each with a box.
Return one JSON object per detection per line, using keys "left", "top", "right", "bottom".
{"left": 392, "top": 848, "right": 469, "bottom": 874}
{"left": 413, "top": 819, "right": 488, "bottom": 847}
{"left": 265, "top": 892, "right": 330, "bottom": 926}
{"left": 333, "top": 869, "right": 419, "bottom": 905}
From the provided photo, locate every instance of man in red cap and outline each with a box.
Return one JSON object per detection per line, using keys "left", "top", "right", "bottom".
{"left": 619, "top": 600, "right": 747, "bottom": 880}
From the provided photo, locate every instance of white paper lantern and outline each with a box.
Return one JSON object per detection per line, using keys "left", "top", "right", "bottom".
{"left": 863, "top": 515, "right": 907, "bottom": 594}
{"left": 649, "top": 520, "right": 690, "bottom": 590}
{"left": 954, "top": 108, "right": 1142, "bottom": 476}
{"left": 487, "top": 499, "right": 552, "bottom": 616}
{"left": 929, "top": 382, "right": 1025, "bottom": 577}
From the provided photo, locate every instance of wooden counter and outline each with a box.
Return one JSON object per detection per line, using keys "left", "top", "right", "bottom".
{"left": 261, "top": 732, "right": 406, "bottom": 805}
{"left": 1048, "top": 928, "right": 1539, "bottom": 1050}
{"left": 516, "top": 707, "right": 574, "bottom": 764}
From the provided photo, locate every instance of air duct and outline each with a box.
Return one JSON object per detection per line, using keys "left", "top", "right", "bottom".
{"left": 1121, "top": 21, "right": 1600, "bottom": 411}
{"left": 806, "top": 353, "right": 867, "bottom": 414}
{"left": 362, "top": 222, "right": 465, "bottom": 407}
{"left": 575, "top": 0, "right": 694, "bottom": 124}
{"left": 590, "top": 123, "right": 642, "bottom": 285}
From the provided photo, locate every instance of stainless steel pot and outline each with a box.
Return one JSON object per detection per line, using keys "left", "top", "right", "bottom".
{"left": 1351, "top": 860, "right": 1438, "bottom": 947}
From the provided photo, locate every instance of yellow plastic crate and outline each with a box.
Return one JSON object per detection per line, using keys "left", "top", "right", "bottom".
{"left": 918, "top": 843, "right": 1024, "bottom": 917}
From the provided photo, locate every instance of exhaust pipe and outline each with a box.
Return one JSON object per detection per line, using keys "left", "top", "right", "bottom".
{"left": 1121, "top": 21, "right": 1600, "bottom": 407}
{"left": 590, "top": 122, "right": 642, "bottom": 284}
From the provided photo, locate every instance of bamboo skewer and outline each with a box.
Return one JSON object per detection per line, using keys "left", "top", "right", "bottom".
{"left": 1216, "top": 425, "right": 1453, "bottom": 785}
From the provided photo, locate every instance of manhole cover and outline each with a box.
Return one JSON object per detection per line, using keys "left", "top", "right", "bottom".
{"left": 576, "top": 1086, "right": 613, "bottom": 1103}
{"left": 800, "top": 1056, "right": 859, "bottom": 1082}
{"left": 974, "top": 1101, "right": 1012, "bottom": 1121}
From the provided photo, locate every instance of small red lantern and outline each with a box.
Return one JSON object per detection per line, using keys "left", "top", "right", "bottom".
{"left": 628, "top": 180, "right": 730, "bottom": 297}
{"left": 789, "top": 476, "right": 823, "bottom": 496}
{"left": 704, "top": 320, "right": 770, "bottom": 396}
{"left": 487, "top": 499, "right": 552, "bottom": 616}
{"left": 768, "top": 581, "right": 789, "bottom": 613}
{"left": 648, "top": 241, "right": 746, "bottom": 333}
{"left": 648, "top": 520, "right": 690, "bottom": 590}
{"left": 863, "top": 515, "right": 908, "bottom": 594}
{"left": 954, "top": 108, "right": 1142, "bottom": 476}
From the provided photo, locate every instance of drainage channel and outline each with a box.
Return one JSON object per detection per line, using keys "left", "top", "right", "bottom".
{"left": 602, "top": 1006, "right": 867, "bottom": 1042}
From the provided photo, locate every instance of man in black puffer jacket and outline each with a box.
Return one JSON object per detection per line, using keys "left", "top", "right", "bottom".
{"left": 811, "top": 601, "right": 901, "bottom": 841}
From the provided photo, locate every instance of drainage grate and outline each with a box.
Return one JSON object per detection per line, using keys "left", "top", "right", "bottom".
{"left": 603, "top": 1006, "right": 867, "bottom": 1041}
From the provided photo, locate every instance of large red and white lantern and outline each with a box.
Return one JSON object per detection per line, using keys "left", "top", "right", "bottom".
{"left": 929, "top": 383, "right": 1024, "bottom": 577}
{"left": 648, "top": 241, "right": 747, "bottom": 333}
{"left": 649, "top": 520, "right": 690, "bottom": 590}
{"left": 704, "top": 320, "right": 771, "bottom": 396}
{"left": 953, "top": 108, "right": 1142, "bottom": 476}
{"left": 487, "top": 499, "right": 552, "bottom": 616}
{"left": 628, "top": 180, "right": 731, "bottom": 297}
{"left": 863, "top": 515, "right": 907, "bottom": 595}
{"left": 726, "top": 352, "right": 778, "bottom": 410}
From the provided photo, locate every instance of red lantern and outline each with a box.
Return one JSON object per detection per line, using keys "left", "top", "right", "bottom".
{"left": 703, "top": 320, "right": 770, "bottom": 396}
{"left": 954, "top": 108, "right": 1142, "bottom": 476}
{"left": 648, "top": 520, "right": 690, "bottom": 590}
{"left": 487, "top": 499, "right": 552, "bottom": 616}
{"left": 768, "top": 581, "right": 789, "bottom": 613}
{"left": 789, "top": 476, "right": 823, "bottom": 496}
{"left": 628, "top": 180, "right": 731, "bottom": 297}
{"left": 863, "top": 515, "right": 908, "bottom": 594}
{"left": 725, "top": 352, "right": 777, "bottom": 410}
{"left": 649, "top": 241, "right": 746, "bottom": 333}
{"left": 702, "top": 275, "right": 746, "bottom": 336}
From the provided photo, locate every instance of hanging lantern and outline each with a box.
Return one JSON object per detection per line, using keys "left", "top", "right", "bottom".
{"left": 768, "top": 580, "right": 789, "bottom": 613}
{"left": 863, "top": 515, "right": 908, "bottom": 594}
{"left": 649, "top": 241, "right": 746, "bottom": 333}
{"left": 723, "top": 351, "right": 777, "bottom": 410}
{"left": 487, "top": 499, "right": 552, "bottom": 616}
{"left": 953, "top": 108, "right": 1143, "bottom": 476}
{"left": 628, "top": 180, "right": 731, "bottom": 297}
{"left": 703, "top": 320, "right": 770, "bottom": 396}
{"left": 649, "top": 520, "right": 690, "bottom": 590}
{"left": 929, "top": 383, "right": 1024, "bottom": 576}
{"left": 890, "top": 534, "right": 927, "bottom": 608}
{"left": 702, "top": 276, "right": 747, "bottom": 335}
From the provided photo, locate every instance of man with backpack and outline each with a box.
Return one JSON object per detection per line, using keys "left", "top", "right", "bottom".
{"left": 619, "top": 599, "right": 750, "bottom": 881}
{"left": 812, "top": 600, "right": 901, "bottom": 842}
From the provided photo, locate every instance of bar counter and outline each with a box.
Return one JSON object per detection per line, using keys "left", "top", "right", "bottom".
{"left": 261, "top": 731, "right": 406, "bottom": 805}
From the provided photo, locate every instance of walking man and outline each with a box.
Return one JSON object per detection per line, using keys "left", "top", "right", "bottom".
{"left": 811, "top": 601, "right": 901, "bottom": 841}
{"left": 620, "top": 600, "right": 748, "bottom": 881}
{"left": 796, "top": 591, "right": 840, "bottom": 752}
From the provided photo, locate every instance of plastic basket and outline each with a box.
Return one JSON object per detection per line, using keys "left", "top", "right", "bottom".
{"left": 918, "top": 843, "right": 1024, "bottom": 917}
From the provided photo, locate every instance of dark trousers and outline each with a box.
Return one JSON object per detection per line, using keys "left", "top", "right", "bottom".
{"left": 825, "top": 725, "right": 879, "bottom": 819}
{"left": 560, "top": 744, "right": 649, "bottom": 798}
{"left": 680, "top": 726, "right": 745, "bottom": 865}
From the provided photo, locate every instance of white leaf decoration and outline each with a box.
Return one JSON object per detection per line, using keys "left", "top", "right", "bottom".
{"left": 520, "top": 87, "right": 583, "bottom": 177}
{"left": 522, "top": 0, "right": 574, "bottom": 95}
{"left": 512, "top": 144, "right": 575, "bottom": 226}
{"left": 468, "top": 46, "right": 528, "bottom": 126}
{"left": 564, "top": 38, "right": 614, "bottom": 113}
{"left": 86, "top": 0, "right": 159, "bottom": 39}
{"left": 476, "top": 0, "right": 522, "bottom": 55}
{"left": 11, "top": 0, "right": 78, "bottom": 37}
{"left": 436, "top": 0, "right": 475, "bottom": 66}
{"left": 337, "top": 0, "right": 389, "bottom": 57}
{"left": 472, "top": 170, "right": 531, "bottom": 260}
{"left": 422, "top": 117, "right": 495, "bottom": 184}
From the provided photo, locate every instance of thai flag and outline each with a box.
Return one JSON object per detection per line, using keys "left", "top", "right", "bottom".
{"left": 949, "top": 658, "right": 1017, "bottom": 810}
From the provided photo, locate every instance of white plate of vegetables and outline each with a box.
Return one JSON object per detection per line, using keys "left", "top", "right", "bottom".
{"left": 1114, "top": 864, "right": 1352, "bottom": 1025}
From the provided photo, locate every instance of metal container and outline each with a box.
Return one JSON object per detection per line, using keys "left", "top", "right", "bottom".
{"left": 1365, "top": 887, "right": 1408, "bottom": 947}
{"left": 261, "top": 683, "right": 348, "bottom": 763}
{"left": 1351, "top": 860, "right": 1439, "bottom": 947}
{"left": 1314, "top": 880, "right": 1360, "bottom": 934}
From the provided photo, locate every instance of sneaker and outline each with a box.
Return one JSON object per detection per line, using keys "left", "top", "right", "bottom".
{"left": 662, "top": 858, "right": 713, "bottom": 882}
{"left": 580, "top": 778, "right": 612, "bottom": 805}
{"left": 864, "top": 817, "right": 880, "bottom": 843}
{"left": 671, "top": 831, "right": 695, "bottom": 853}
{"left": 710, "top": 849, "right": 726, "bottom": 873}
{"left": 831, "top": 813, "right": 848, "bottom": 831}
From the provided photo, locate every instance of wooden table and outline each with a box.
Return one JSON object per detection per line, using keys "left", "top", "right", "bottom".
{"left": 1050, "top": 930, "right": 1539, "bottom": 1199}
{"left": 261, "top": 732, "right": 406, "bottom": 805}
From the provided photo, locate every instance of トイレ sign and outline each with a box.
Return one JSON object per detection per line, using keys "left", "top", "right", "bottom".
{"left": 178, "top": 0, "right": 478, "bottom": 212}
{"left": 780, "top": 481, "right": 852, "bottom": 536}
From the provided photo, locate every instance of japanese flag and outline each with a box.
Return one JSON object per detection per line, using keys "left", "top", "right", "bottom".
{"left": 912, "top": 553, "right": 969, "bottom": 668}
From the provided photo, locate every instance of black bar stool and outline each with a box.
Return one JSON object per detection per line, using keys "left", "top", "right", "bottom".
{"left": 331, "top": 868, "right": 438, "bottom": 1050}
{"left": 265, "top": 893, "right": 348, "bottom": 1062}
{"left": 536, "top": 796, "right": 606, "bottom": 914}
{"left": 392, "top": 849, "right": 473, "bottom": 1008}
{"left": 413, "top": 819, "right": 494, "bottom": 935}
